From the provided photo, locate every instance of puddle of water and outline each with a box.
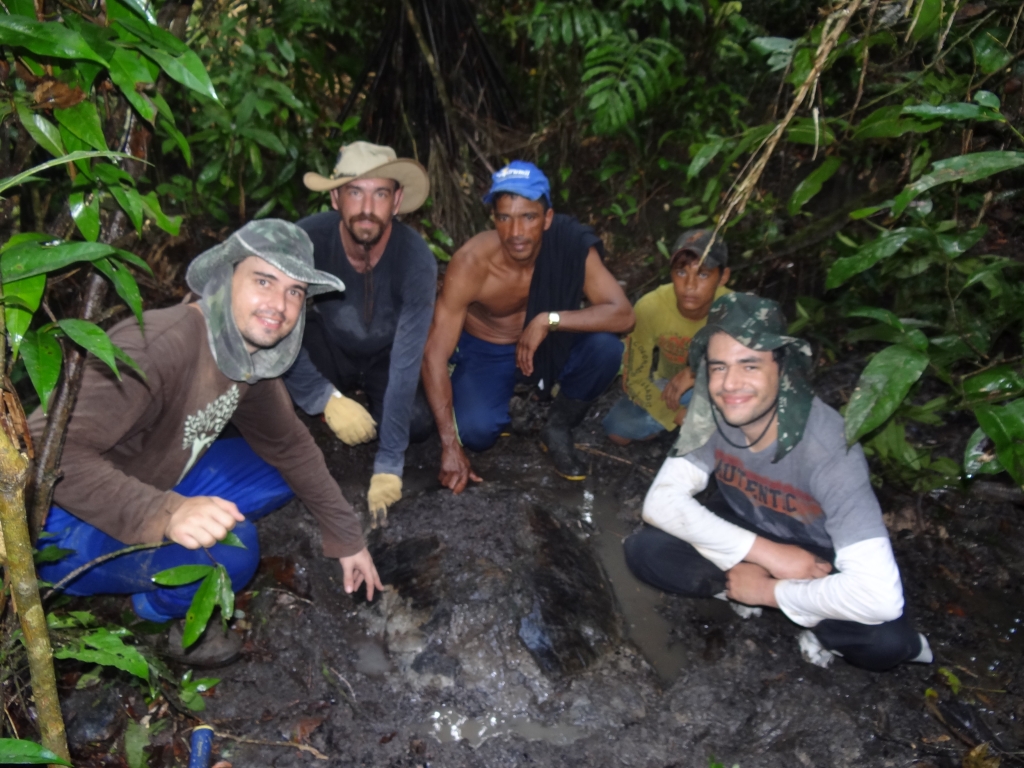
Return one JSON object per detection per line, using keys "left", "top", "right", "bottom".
{"left": 563, "top": 487, "right": 690, "bottom": 681}
{"left": 422, "top": 707, "right": 586, "bottom": 748}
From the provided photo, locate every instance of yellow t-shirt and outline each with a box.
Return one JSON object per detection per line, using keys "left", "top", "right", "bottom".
{"left": 621, "top": 283, "right": 732, "bottom": 430}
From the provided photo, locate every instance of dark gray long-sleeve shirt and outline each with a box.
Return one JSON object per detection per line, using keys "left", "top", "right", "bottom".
{"left": 284, "top": 213, "right": 437, "bottom": 476}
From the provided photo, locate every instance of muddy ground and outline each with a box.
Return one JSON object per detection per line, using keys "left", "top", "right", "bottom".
{"left": 55, "top": 379, "right": 1024, "bottom": 768}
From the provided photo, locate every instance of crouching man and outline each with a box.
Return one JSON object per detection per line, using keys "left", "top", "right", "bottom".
{"left": 31, "top": 220, "right": 382, "bottom": 665}
{"left": 624, "top": 292, "right": 932, "bottom": 671}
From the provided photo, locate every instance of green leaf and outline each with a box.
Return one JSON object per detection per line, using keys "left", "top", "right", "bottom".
{"left": 136, "top": 43, "right": 219, "bottom": 103}
{"left": 139, "top": 191, "right": 181, "bottom": 235}
{"left": 151, "top": 564, "right": 214, "bottom": 586}
{"left": 114, "top": 16, "right": 186, "bottom": 53}
{"left": 161, "top": 119, "right": 192, "bottom": 166}
{"left": 1, "top": 240, "right": 117, "bottom": 282}
{"left": 845, "top": 344, "right": 930, "bottom": 444}
{"left": 54, "top": 627, "right": 149, "bottom": 680}
{"left": 54, "top": 101, "right": 107, "bottom": 151}
{"left": 972, "top": 27, "right": 1013, "bottom": 75}
{"left": 846, "top": 306, "right": 905, "bottom": 331}
{"left": 5, "top": 274, "right": 46, "bottom": 359}
{"left": 826, "top": 228, "right": 922, "bottom": 289}
{"left": 972, "top": 399, "right": 1024, "bottom": 485}
{"left": 901, "top": 103, "right": 1000, "bottom": 122}
{"left": 69, "top": 190, "right": 100, "bottom": 241}
{"left": 788, "top": 156, "right": 840, "bottom": 216}
{"left": 0, "top": 151, "right": 130, "bottom": 195}
{"left": 57, "top": 318, "right": 120, "bottom": 376}
{"left": 963, "top": 365, "right": 1024, "bottom": 403}
{"left": 94, "top": 257, "right": 144, "bottom": 328}
{"left": 213, "top": 564, "right": 234, "bottom": 628}
{"left": 688, "top": 138, "right": 725, "bottom": 181}
{"left": 785, "top": 117, "right": 835, "bottom": 146}
{"left": 108, "top": 184, "right": 145, "bottom": 234}
{"left": 20, "top": 329, "right": 62, "bottom": 411}
{"left": 15, "top": 105, "right": 66, "bottom": 159}
{"left": 124, "top": 719, "right": 152, "bottom": 768}
{"left": 853, "top": 105, "right": 942, "bottom": 140}
{"left": 220, "top": 531, "right": 247, "bottom": 549}
{"left": 974, "top": 90, "right": 1001, "bottom": 110}
{"left": 0, "top": 738, "right": 72, "bottom": 766}
{"left": 107, "top": 47, "right": 157, "bottom": 123}
{"left": 892, "top": 152, "right": 1024, "bottom": 217}
{"left": 0, "top": 16, "right": 107, "bottom": 65}
{"left": 182, "top": 571, "right": 218, "bottom": 648}
{"left": 238, "top": 127, "right": 286, "bottom": 155}
{"left": 34, "top": 545, "right": 74, "bottom": 564}
{"left": 964, "top": 426, "right": 1005, "bottom": 476}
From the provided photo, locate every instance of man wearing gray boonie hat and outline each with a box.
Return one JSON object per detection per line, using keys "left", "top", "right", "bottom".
{"left": 285, "top": 141, "right": 437, "bottom": 528}
{"left": 31, "top": 219, "right": 383, "bottom": 666}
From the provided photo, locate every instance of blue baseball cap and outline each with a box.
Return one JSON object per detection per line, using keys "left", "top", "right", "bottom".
{"left": 482, "top": 160, "right": 552, "bottom": 206}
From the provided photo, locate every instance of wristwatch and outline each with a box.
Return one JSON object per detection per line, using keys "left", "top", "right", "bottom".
{"left": 547, "top": 311, "right": 560, "bottom": 330}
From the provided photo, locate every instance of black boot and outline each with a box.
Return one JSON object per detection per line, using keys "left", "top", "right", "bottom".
{"left": 539, "top": 394, "right": 591, "bottom": 481}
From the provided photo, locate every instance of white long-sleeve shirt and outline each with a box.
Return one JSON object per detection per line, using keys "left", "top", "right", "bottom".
{"left": 643, "top": 443, "right": 904, "bottom": 628}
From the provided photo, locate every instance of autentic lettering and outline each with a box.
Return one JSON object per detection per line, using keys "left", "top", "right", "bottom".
{"left": 713, "top": 449, "right": 823, "bottom": 525}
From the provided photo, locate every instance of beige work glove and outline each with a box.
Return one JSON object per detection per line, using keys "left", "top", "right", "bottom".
{"left": 323, "top": 390, "right": 377, "bottom": 445}
{"left": 367, "top": 473, "right": 402, "bottom": 528}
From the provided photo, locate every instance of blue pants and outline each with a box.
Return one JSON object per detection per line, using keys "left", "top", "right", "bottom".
{"left": 38, "top": 439, "right": 294, "bottom": 622}
{"left": 602, "top": 387, "right": 693, "bottom": 441}
{"left": 450, "top": 330, "right": 623, "bottom": 452}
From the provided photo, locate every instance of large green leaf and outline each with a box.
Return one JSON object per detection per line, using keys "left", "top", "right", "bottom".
{"left": 973, "top": 27, "right": 1013, "bottom": 74}
{"left": 139, "top": 191, "right": 182, "bottom": 235}
{"left": 825, "top": 228, "right": 923, "bottom": 289}
{"left": 0, "top": 151, "right": 130, "bottom": 196}
{"left": 1, "top": 241, "right": 117, "bottom": 282}
{"left": 963, "top": 365, "right": 1024, "bottom": 403}
{"left": 54, "top": 628, "right": 149, "bottom": 680}
{"left": 910, "top": 0, "right": 941, "bottom": 41}
{"left": 853, "top": 105, "right": 942, "bottom": 140}
{"left": 0, "top": 739, "right": 72, "bottom": 766}
{"left": 14, "top": 105, "right": 66, "bottom": 158}
{"left": 151, "top": 564, "right": 214, "bottom": 586}
{"left": 892, "top": 152, "right": 1024, "bottom": 216}
{"left": 238, "top": 127, "right": 286, "bottom": 155}
{"left": 69, "top": 190, "right": 100, "bottom": 241}
{"left": 213, "top": 564, "right": 235, "bottom": 629}
{"left": 108, "top": 184, "right": 145, "bottom": 233}
{"left": 54, "top": 101, "right": 108, "bottom": 151}
{"left": 57, "top": 318, "right": 120, "bottom": 377}
{"left": 688, "top": 138, "right": 725, "bottom": 181}
{"left": 0, "top": 16, "right": 107, "bottom": 64}
{"left": 20, "top": 329, "right": 62, "bottom": 411}
{"left": 5, "top": 274, "right": 46, "bottom": 359}
{"left": 788, "top": 156, "right": 840, "bottom": 215}
{"left": 901, "top": 103, "right": 1001, "bottom": 122}
{"left": 107, "top": 47, "right": 157, "bottom": 123}
{"left": 786, "top": 117, "right": 835, "bottom": 146}
{"left": 845, "top": 344, "right": 930, "bottom": 444}
{"left": 182, "top": 571, "right": 218, "bottom": 648}
{"left": 94, "top": 257, "right": 144, "bottom": 327}
{"left": 114, "top": 15, "right": 187, "bottom": 53}
{"left": 972, "top": 400, "right": 1024, "bottom": 486}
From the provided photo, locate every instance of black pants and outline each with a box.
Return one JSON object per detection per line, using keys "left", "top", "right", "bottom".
{"left": 304, "top": 314, "right": 435, "bottom": 443}
{"left": 623, "top": 492, "right": 922, "bottom": 672}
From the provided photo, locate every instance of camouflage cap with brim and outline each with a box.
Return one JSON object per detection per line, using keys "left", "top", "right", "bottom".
{"left": 186, "top": 218, "right": 345, "bottom": 297}
{"left": 670, "top": 292, "right": 814, "bottom": 463}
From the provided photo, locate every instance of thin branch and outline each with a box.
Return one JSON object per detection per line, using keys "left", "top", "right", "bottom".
{"left": 574, "top": 444, "right": 656, "bottom": 475}
{"left": 42, "top": 542, "right": 167, "bottom": 599}
{"left": 212, "top": 729, "right": 329, "bottom": 760}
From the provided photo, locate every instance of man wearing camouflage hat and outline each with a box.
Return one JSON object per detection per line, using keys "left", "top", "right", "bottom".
{"left": 624, "top": 292, "right": 933, "bottom": 671}
{"left": 286, "top": 141, "right": 437, "bottom": 527}
{"left": 32, "top": 219, "right": 382, "bottom": 665}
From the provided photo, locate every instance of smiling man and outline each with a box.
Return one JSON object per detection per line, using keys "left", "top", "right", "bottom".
{"left": 422, "top": 161, "right": 634, "bottom": 487}
{"left": 623, "top": 292, "right": 933, "bottom": 671}
{"left": 604, "top": 229, "right": 731, "bottom": 445}
{"left": 285, "top": 142, "right": 437, "bottom": 526}
{"left": 32, "top": 220, "right": 382, "bottom": 666}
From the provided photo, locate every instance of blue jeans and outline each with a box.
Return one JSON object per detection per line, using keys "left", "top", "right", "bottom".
{"left": 450, "top": 330, "right": 623, "bottom": 452}
{"left": 38, "top": 438, "right": 294, "bottom": 622}
{"left": 602, "top": 386, "right": 693, "bottom": 440}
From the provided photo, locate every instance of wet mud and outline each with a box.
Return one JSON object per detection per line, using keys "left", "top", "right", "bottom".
{"left": 72, "top": 389, "right": 1024, "bottom": 767}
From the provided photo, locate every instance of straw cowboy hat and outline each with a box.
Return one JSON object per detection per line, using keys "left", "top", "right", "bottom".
{"left": 303, "top": 141, "right": 430, "bottom": 214}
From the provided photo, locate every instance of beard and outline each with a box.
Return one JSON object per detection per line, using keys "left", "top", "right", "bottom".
{"left": 345, "top": 213, "right": 388, "bottom": 247}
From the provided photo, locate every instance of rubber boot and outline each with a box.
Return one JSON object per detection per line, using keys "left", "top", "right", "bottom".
{"left": 539, "top": 394, "right": 591, "bottom": 481}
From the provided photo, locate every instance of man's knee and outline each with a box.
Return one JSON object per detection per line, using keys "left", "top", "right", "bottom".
{"left": 457, "top": 419, "right": 502, "bottom": 452}
{"left": 816, "top": 615, "right": 921, "bottom": 672}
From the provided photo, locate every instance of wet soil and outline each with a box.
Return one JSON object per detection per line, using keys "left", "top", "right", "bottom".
{"left": 160, "top": 381, "right": 1024, "bottom": 768}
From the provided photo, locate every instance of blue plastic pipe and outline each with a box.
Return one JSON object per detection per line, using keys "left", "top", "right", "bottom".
{"left": 188, "top": 725, "right": 214, "bottom": 768}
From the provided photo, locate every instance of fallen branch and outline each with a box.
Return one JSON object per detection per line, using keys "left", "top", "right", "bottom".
{"left": 42, "top": 541, "right": 167, "bottom": 599}
{"left": 212, "top": 729, "right": 329, "bottom": 760}
{"left": 574, "top": 444, "right": 656, "bottom": 475}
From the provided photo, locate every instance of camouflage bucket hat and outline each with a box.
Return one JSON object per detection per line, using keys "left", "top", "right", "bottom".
{"left": 671, "top": 292, "right": 814, "bottom": 463}
{"left": 186, "top": 219, "right": 345, "bottom": 297}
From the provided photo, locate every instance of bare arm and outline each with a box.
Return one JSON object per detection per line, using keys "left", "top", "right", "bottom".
{"left": 421, "top": 245, "right": 487, "bottom": 493}
{"left": 517, "top": 248, "right": 635, "bottom": 376}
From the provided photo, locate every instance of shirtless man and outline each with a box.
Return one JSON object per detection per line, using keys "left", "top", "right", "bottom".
{"left": 421, "top": 161, "right": 634, "bottom": 488}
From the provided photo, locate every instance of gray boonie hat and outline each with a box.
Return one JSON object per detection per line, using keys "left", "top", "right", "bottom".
{"left": 670, "top": 229, "right": 729, "bottom": 270}
{"left": 186, "top": 219, "right": 345, "bottom": 297}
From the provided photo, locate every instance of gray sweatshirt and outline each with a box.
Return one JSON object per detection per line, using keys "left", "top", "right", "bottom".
{"left": 283, "top": 213, "right": 437, "bottom": 476}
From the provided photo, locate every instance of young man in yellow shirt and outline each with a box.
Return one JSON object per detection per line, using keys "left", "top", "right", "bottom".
{"left": 604, "top": 230, "right": 731, "bottom": 445}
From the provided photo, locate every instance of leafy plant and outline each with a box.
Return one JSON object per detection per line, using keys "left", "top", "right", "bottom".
{"left": 0, "top": 738, "right": 72, "bottom": 766}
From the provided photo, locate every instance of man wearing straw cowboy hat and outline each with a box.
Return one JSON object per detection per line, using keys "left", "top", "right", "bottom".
{"left": 286, "top": 141, "right": 437, "bottom": 526}
{"left": 32, "top": 220, "right": 382, "bottom": 666}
